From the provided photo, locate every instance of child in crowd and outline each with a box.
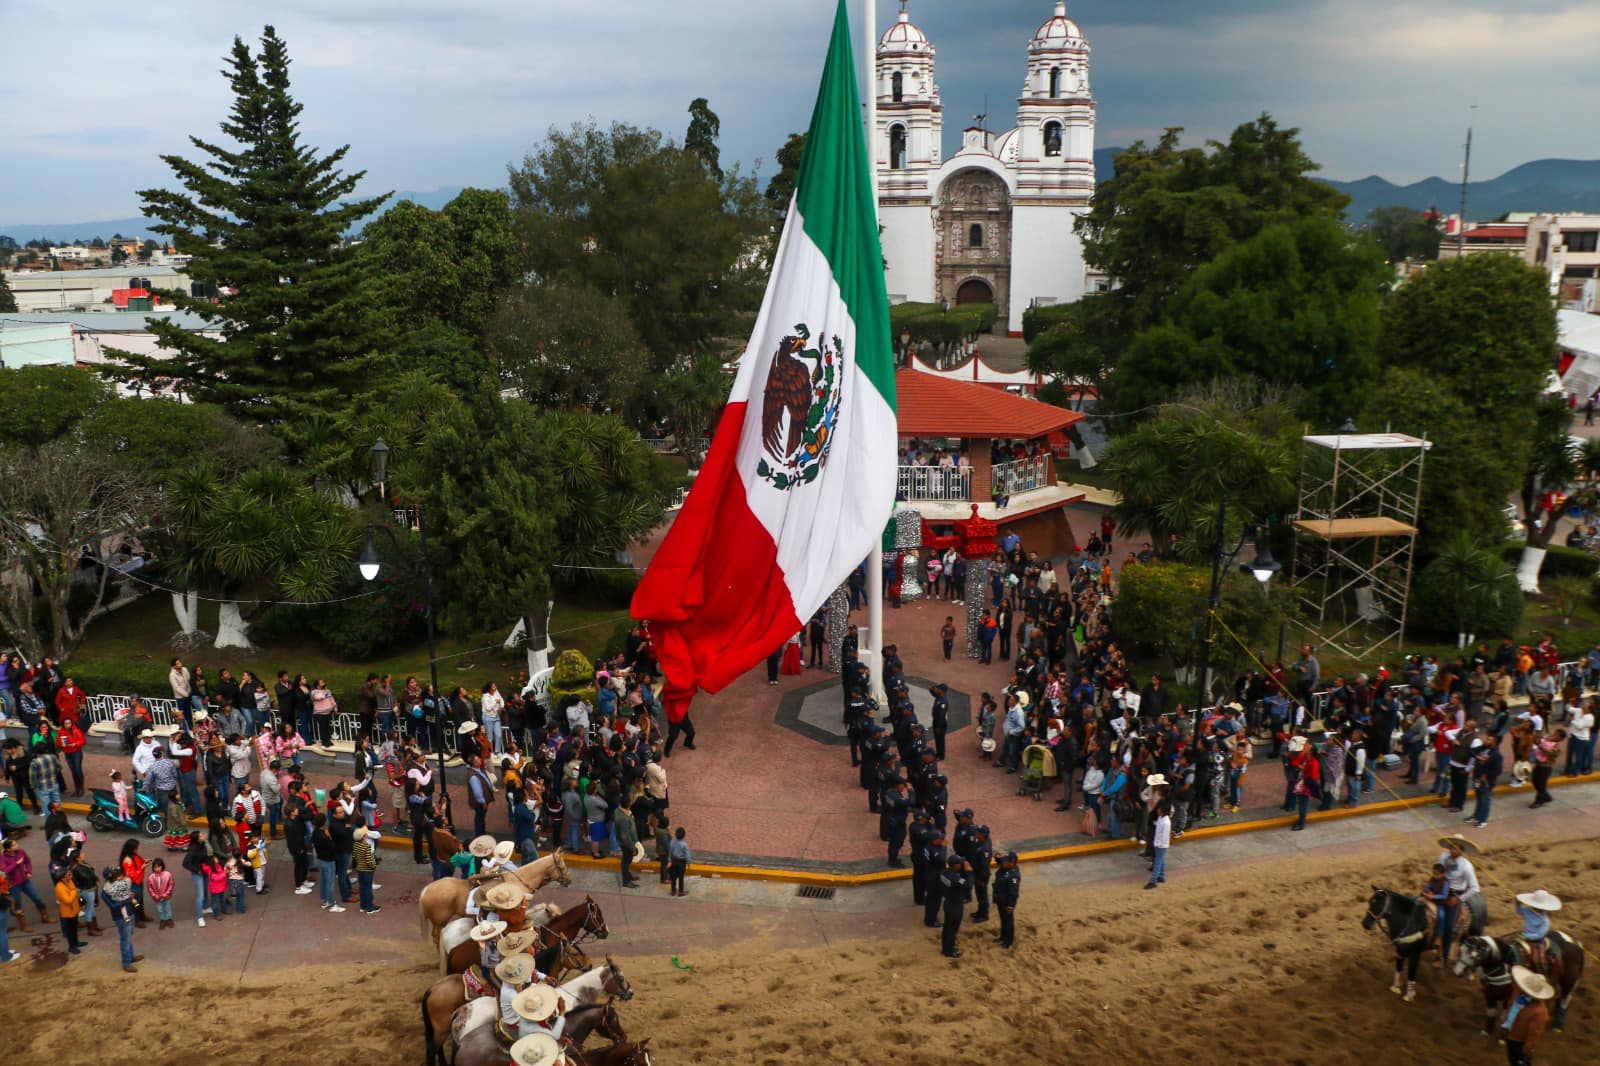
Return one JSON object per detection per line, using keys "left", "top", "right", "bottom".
{"left": 667, "top": 825, "right": 691, "bottom": 897}
{"left": 110, "top": 770, "right": 130, "bottom": 821}
{"left": 146, "top": 858, "right": 175, "bottom": 929}
{"left": 652, "top": 813, "right": 672, "bottom": 885}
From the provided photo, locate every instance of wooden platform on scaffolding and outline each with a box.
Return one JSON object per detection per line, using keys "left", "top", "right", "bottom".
{"left": 1292, "top": 517, "right": 1419, "bottom": 540}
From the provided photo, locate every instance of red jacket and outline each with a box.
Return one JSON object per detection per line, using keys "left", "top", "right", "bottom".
{"left": 55, "top": 685, "right": 87, "bottom": 723}
{"left": 58, "top": 724, "right": 86, "bottom": 755}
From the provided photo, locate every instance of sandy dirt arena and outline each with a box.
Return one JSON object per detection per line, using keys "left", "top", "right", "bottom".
{"left": 2, "top": 840, "right": 1595, "bottom": 1065}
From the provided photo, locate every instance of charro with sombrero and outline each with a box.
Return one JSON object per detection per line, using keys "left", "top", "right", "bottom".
{"left": 1435, "top": 834, "right": 1488, "bottom": 940}
{"left": 1514, "top": 889, "right": 1563, "bottom": 975}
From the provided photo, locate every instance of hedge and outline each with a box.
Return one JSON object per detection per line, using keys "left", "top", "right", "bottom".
{"left": 1021, "top": 303, "right": 1076, "bottom": 344}
{"left": 891, "top": 302, "right": 998, "bottom": 358}
{"left": 1502, "top": 542, "right": 1599, "bottom": 580}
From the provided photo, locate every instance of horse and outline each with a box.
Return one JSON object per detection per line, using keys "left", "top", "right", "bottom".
{"left": 422, "top": 937, "right": 597, "bottom": 1066}
{"left": 1362, "top": 886, "right": 1432, "bottom": 1002}
{"left": 1454, "top": 932, "right": 1586, "bottom": 1031}
{"left": 420, "top": 850, "right": 570, "bottom": 944}
{"left": 448, "top": 962, "right": 633, "bottom": 1060}
{"left": 441, "top": 901, "right": 561, "bottom": 975}
{"left": 569, "top": 1040, "right": 652, "bottom": 1066}
{"left": 533, "top": 897, "right": 609, "bottom": 975}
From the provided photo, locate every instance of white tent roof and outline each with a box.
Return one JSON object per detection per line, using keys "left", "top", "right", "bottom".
{"left": 1559, "top": 309, "right": 1600, "bottom": 358}
{"left": 1303, "top": 433, "right": 1430, "bottom": 451}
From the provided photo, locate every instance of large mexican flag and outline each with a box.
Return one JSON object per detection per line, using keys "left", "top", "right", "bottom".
{"left": 632, "top": 0, "right": 896, "bottom": 717}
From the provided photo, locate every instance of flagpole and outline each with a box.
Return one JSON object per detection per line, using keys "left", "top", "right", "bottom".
{"left": 862, "top": 0, "right": 888, "bottom": 705}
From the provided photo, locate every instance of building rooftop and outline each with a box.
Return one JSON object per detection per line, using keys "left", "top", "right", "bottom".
{"left": 0, "top": 310, "right": 217, "bottom": 332}
{"left": 3, "top": 263, "right": 186, "bottom": 281}
{"left": 895, "top": 367, "right": 1082, "bottom": 438}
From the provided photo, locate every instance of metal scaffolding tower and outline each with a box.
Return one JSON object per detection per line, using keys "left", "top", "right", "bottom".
{"left": 1290, "top": 432, "right": 1430, "bottom": 659}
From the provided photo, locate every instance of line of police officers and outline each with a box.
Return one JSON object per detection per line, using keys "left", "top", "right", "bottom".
{"left": 839, "top": 626, "right": 1021, "bottom": 958}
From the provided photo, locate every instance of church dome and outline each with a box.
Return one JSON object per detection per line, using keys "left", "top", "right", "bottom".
{"left": 880, "top": 8, "right": 930, "bottom": 55}
{"left": 1031, "top": 2, "right": 1085, "bottom": 47}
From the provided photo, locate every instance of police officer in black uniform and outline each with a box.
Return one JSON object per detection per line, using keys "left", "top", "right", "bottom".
{"left": 872, "top": 749, "right": 900, "bottom": 816}
{"left": 920, "top": 833, "right": 948, "bottom": 927}
{"left": 860, "top": 724, "right": 887, "bottom": 811}
{"left": 924, "top": 773, "right": 949, "bottom": 832}
{"left": 967, "top": 825, "right": 994, "bottom": 923}
{"left": 908, "top": 808, "right": 936, "bottom": 904}
{"left": 845, "top": 695, "right": 874, "bottom": 767}
{"left": 992, "top": 850, "right": 1021, "bottom": 948}
{"left": 939, "top": 854, "right": 972, "bottom": 958}
{"left": 930, "top": 683, "right": 950, "bottom": 759}
{"left": 881, "top": 779, "right": 911, "bottom": 867}
{"left": 950, "top": 808, "right": 977, "bottom": 859}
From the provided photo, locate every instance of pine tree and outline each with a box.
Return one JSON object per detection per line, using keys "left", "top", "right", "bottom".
{"left": 0, "top": 273, "right": 16, "bottom": 313}
{"left": 105, "top": 26, "right": 389, "bottom": 429}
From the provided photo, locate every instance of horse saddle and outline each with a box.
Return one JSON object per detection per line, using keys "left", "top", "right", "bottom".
{"left": 1511, "top": 934, "right": 1564, "bottom": 984}
{"left": 463, "top": 964, "right": 496, "bottom": 1001}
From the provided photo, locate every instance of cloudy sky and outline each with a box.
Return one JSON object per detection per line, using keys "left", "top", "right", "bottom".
{"left": 2, "top": 0, "right": 1596, "bottom": 223}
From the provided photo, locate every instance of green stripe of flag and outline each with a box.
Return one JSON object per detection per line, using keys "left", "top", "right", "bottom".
{"left": 794, "top": 0, "right": 896, "bottom": 409}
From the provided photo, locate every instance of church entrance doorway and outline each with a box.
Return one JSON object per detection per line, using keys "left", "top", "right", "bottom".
{"left": 955, "top": 278, "right": 993, "bottom": 305}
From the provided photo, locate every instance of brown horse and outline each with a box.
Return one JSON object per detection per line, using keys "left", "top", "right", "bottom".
{"left": 420, "top": 851, "right": 570, "bottom": 944}
{"left": 421, "top": 937, "right": 597, "bottom": 1066}
{"left": 569, "top": 1041, "right": 652, "bottom": 1066}
{"left": 1454, "top": 932, "right": 1586, "bottom": 1031}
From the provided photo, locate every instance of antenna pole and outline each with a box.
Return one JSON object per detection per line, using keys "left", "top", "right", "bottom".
{"left": 1457, "top": 106, "right": 1476, "bottom": 256}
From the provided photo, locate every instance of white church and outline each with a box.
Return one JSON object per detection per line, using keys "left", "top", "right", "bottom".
{"left": 875, "top": 2, "right": 1096, "bottom": 335}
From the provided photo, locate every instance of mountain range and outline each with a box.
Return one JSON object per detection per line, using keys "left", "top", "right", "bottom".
{"left": 1323, "top": 158, "right": 1600, "bottom": 223}
{"left": 5, "top": 157, "right": 1599, "bottom": 243}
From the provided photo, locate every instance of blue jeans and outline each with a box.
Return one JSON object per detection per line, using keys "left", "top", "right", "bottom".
{"left": 36, "top": 786, "right": 61, "bottom": 814}
{"left": 231, "top": 881, "right": 247, "bottom": 913}
{"left": 378, "top": 711, "right": 395, "bottom": 738}
{"left": 1432, "top": 759, "right": 1449, "bottom": 795}
{"left": 1105, "top": 802, "right": 1122, "bottom": 839}
{"left": 566, "top": 820, "right": 581, "bottom": 853}
{"left": 335, "top": 851, "right": 352, "bottom": 901}
{"left": 114, "top": 913, "right": 135, "bottom": 966}
{"left": 1002, "top": 734, "right": 1023, "bottom": 770}
{"left": 1566, "top": 735, "right": 1595, "bottom": 775}
{"left": 1226, "top": 767, "right": 1243, "bottom": 807}
{"left": 211, "top": 887, "right": 230, "bottom": 915}
{"left": 178, "top": 770, "right": 201, "bottom": 814}
{"left": 0, "top": 903, "right": 15, "bottom": 961}
{"left": 358, "top": 870, "right": 376, "bottom": 912}
{"left": 267, "top": 801, "right": 282, "bottom": 839}
{"left": 1471, "top": 784, "right": 1493, "bottom": 824}
{"left": 297, "top": 712, "right": 313, "bottom": 744}
{"left": 316, "top": 858, "right": 337, "bottom": 906}
{"left": 1348, "top": 773, "right": 1363, "bottom": 807}
{"left": 11, "top": 878, "right": 46, "bottom": 920}
{"left": 484, "top": 718, "right": 503, "bottom": 754}
{"left": 191, "top": 873, "right": 207, "bottom": 919}
{"left": 1150, "top": 846, "right": 1167, "bottom": 883}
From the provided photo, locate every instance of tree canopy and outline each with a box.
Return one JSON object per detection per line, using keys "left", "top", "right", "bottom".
{"left": 685, "top": 98, "right": 722, "bottom": 180}
{"left": 507, "top": 119, "right": 768, "bottom": 370}
{"left": 487, "top": 283, "right": 646, "bottom": 410}
{"left": 764, "top": 132, "right": 806, "bottom": 223}
{"left": 1362, "top": 205, "right": 1443, "bottom": 262}
{"left": 1106, "top": 217, "right": 1388, "bottom": 418}
{"left": 103, "top": 25, "right": 391, "bottom": 430}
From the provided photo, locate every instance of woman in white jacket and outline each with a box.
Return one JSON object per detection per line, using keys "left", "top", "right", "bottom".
{"left": 480, "top": 683, "right": 505, "bottom": 755}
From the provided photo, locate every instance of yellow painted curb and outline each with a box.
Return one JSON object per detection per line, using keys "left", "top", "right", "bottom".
{"left": 58, "top": 770, "right": 1600, "bottom": 889}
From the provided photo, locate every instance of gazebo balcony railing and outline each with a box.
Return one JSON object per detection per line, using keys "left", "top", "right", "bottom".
{"left": 897, "top": 465, "right": 971, "bottom": 502}
{"left": 993, "top": 456, "right": 1051, "bottom": 496}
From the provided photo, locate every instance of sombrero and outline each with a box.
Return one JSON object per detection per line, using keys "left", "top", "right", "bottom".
{"left": 483, "top": 881, "right": 530, "bottom": 912}
{"left": 468, "top": 919, "right": 508, "bottom": 942}
{"left": 469, "top": 835, "right": 497, "bottom": 858}
{"left": 1515, "top": 890, "right": 1563, "bottom": 913}
{"left": 193, "top": 710, "right": 209, "bottom": 722}
{"left": 1287, "top": 736, "right": 1308, "bottom": 753}
{"left": 512, "top": 983, "right": 560, "bottom": 1023}
{"left": 981, "top": 738, "right": 997, "bottom": 753}
{"left": 1015, "top": 691, "right": 1031, "bottom": 708}
{"left": 498, "top": 928, "right": 538, "bottom": 956}
{"left": 1145, "top": 774, "right": 1168, "bottom": 787}
{"left": 495, "top": 953, "right": 538, "bottom": 987}
{"left": 1437, "top": 835, "right": 1480, "bottom": 855}
{"left": 1512, "top": 760, "right": 1533, "bottom": 784}
{"left": 492, "top": 840, "right": 516, "bottom": 863}
{"left": 632, "top": 841, "right": 647, "bottom": 865}
{"left": 508, "top": 1032, "right": 563, "bottom": 1066}
{"left": 458, "top": 721, "right": 480, "bottom": 735}
{"left": 1511, "top": 964, "right": 1557, "bottom": 1000}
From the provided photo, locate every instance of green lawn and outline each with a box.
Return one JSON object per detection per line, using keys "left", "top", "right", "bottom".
{"left": 65, "top": 591, "right": 633, "bottom": 699}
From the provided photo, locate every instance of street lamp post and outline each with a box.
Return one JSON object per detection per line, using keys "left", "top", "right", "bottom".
{"left": 1193, "top": 494, "right": 1280, "bottom": 731}
{"left": 360, "top": 439, "right": 447, "bottom": 791}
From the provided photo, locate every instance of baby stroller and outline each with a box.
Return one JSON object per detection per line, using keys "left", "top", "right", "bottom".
{"left": 1017, "top": 744, "right": 1052, "bottom": 801}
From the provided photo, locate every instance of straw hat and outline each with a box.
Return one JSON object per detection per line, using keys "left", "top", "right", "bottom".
{"left": 468, "top": 919, "right": 508, "bottom": 943}
{"left": 483, "top": 881, "right": 529, "bottom": 912}
{"left": 458, "top": 720, "right": 480, "bottom": 735}
{"left": 508, "top": 1032, "right": 563, "bottom": 1066}
{"left": 981, "top": 738, "right": 997, "bottom": 753}
{"left": 1145, "top": 773, "right": 1169, "bottom": 787}
{"left": 139, "top": 729, "right": 154, "bottom": 739}
{"left": 494, "top": 953, "right": 538, "bottom": 987}
{"left": 1515, "top": 890, "right": 1563, "bottom": 913}
{"left": 1287, "top": 736, "right": 1308, "bottom": 753}
{"left": 469, "top": 835, "right": 497, "bottom": 858}
{"left": 193, "top": 710, "right": 209, "bottom": 722}
{"left": 1015, "top": 691, "right": 1031, "bottom": 709}
{"left": 632, "top": 841, "right": 647, "bottom": 865}
{"left": 1511, "top": 964, "right": 1557, "bottom": 1000}
{"left": 1437, "top": 835, "right": 1480, "bottom": 855}
{"left": 512, "top": 983, "right": 560, "bottom": 1023}
{"left": 498, "top": 929, "right": 538, "bottom": 956}
{"left": 1513, "top": 760, "right": 1534, "bottom": 784}
{"left": 493, "top": 840, "right": 516, "bottom": 863}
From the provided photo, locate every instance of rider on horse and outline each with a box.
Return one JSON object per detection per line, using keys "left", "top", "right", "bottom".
{"left": 1435, "top": 835, "right": 1487, "bottom": 944}
{"left": 1514, "top": 890, "right": 1562, "bottom": 976}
